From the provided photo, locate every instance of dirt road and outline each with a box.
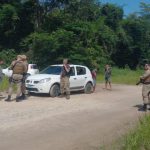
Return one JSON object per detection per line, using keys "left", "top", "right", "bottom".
{"left": 0, "top": 84, "right": 144, "bottom": 150}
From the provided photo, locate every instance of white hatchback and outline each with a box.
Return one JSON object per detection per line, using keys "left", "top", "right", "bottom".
{"left": 2, "top": 64, "right": 39, "bottom": 77}
{"left": 26, "top": 65, "right": 94, "bottom": 97}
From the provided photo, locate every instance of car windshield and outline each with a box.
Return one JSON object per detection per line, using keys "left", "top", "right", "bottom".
{"left": 40, "top": 66, "right": 62, "bottom": 75}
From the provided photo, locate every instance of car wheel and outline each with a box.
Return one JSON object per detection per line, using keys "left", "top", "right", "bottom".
{"left": 50, "top": 84, "right": 60, "bottom": 97}
{"left": 84, "top": 82, "right": 93, "bottom": 94}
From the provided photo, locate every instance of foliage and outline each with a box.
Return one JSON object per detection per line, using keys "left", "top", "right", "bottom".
{"left": 0, "top": 49, "right": 16, "bottom": 67}
{"left": 0, "top": 0, "right": 150, "bottom": 69}
{"left": 118, "top": 115, "right": 150, "bottom": 150}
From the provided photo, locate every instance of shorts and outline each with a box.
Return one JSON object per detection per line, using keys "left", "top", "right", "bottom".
{"left": 105, "top": 76, "right": 111, "bottom": 82}
{"left": 93, "top": 79, "right": 96, "bottom": 86}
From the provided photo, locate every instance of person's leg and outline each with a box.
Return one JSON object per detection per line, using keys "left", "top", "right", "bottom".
{"left": 105, "top": 81, "right": 108, "bottom": 89}
{"left": 21, "top": 82, "right": 27, "bottom": 100}
{"left": 142, "top": 85, "right": 149, "bottom": 111}
{"left": 109, "top": 81, "right": 112, "bottom": 90}
{"left": 93, "top": 79, "right": 96, "bottom": 92}
{"left": 5, "top": 82, "right": 13, "bottom": 101}
{"left": 16, "top": 82, "right": 22, "bottom": 101}
{"left": 65, "top": 77, "right": 70, "bottom": 99}
{"left": 60, "top": 78, "right": 65, "bottom": 97}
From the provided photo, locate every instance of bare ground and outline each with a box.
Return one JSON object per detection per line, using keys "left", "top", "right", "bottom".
{"left": 0, "top": 84, "right": 145, "bottom": 150}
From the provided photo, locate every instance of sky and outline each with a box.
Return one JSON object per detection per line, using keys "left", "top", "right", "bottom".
{"left": 100, "top": 0, "right": 150, "bottom": 16}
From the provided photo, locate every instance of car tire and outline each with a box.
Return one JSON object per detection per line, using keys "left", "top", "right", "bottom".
{"left": 84, "top": 82, "right": 93, "bottom": 94}
{"left": 50, "top": 84, "right": 60, "bottom": 97}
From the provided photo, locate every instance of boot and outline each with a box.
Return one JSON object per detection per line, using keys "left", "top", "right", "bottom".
{"left": 141, "top": 104, "right": 147, "bottom": 111}
{"left": 66, "top": 94, "right": 70, "bottom": 100}
{"left": 16, "top": 96, "right": 22, "bottom": 102}
{"left": 20, "top": 93, "right": 27, "bottom": 100}
{"left": 59, "top": 94, "right": 65, "bottom": 98}
{"left": 5, "top": 95, "right": 11, "bottom": 102}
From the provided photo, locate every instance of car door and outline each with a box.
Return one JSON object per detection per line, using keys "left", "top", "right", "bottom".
{"left": 75, "top": 66, "right": 87, "bottom": 89}
{"left": 69, "top": 66, "right": 77, "bottom": 89}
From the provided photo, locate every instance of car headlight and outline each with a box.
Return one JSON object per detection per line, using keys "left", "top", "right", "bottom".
{"left": 39, "top": 78, "right": 51, "bottom": 83}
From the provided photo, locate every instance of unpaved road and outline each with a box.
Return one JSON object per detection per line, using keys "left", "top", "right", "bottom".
{"left": 0, "top": 84, "right": 144, "bottom": 150}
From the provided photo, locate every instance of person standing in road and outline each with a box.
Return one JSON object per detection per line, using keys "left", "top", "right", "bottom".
{"left": 91, "top": 69, "right": 97, "bottom": 92}
{"left": 0, "top": 58, "right": 4, "bottom": 97}
{"left": 20, "top": 55, "right": 28, "bottom": 100}
{"left": 5, "top": 55, "right": 27, "bottom": 102}
{"left": 140, "top": 64, "right": 150, "bottom": 111}
{"left": 59, "top": 59, "right": 71, "bottom": 100}
{"left": 104, "top": 65, "right": 112, "bottom": 90}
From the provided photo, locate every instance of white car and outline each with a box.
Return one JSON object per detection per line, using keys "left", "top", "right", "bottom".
{"left": 2, "top": 64, "right": 39, "bottom": 77}
{"left": 26, "top": 65, "right": 94, "bottom": 97}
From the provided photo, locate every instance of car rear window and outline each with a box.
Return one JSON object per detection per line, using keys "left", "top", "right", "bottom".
{"left": 76, "top": 67, "right": 86, "bottom": 75}
{"left": 30, "top": 64, "right": 38, "bottom": 69}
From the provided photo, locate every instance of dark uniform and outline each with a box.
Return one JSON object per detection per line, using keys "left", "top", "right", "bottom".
{"left": 6, "top": 57, "right": 27, "bottom": 102}
{"left": 60, "top": 64, "right": 70, "bottom": 99}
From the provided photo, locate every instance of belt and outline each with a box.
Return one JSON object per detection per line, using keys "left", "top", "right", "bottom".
{"left": 143, "top": 82, "right": 150, "bottom": 85}
{"left": 13, "top": 73, "right": 23, "bottom": 75}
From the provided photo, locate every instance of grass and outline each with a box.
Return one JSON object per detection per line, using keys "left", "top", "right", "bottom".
{"left": 117, "top": 115, "right": 150, "bottom": 150}
{"left": 97, "top": 67, "right": 143, "bottom": 85}
{"left": 0, "top": 76, "right": 9, "bottom": 91}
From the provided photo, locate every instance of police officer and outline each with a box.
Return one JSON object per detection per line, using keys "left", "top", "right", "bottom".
{"left": 140, "top": 64, "right": 150, "bottom": 111}
{"left": 20, "top": 55, "right": 28, "bottom": 100}
{"left": 5, "top": 55, "right": 27, "bottom": 102}
{"left": 59, "top": 59, "right": 71, "bottom": 99}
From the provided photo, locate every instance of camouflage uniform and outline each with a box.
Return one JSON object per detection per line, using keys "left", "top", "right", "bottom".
{"left": 21, "top": 60, "right": 28, "bottom": 99}
{"left": 60, "top": 65, "right": 70, "bottom": 99}
{"left": 141, "top": 69, "right": 150, "bottom": 105}
{"left": 6, "top": 59, "right": 27, "bottom": 102}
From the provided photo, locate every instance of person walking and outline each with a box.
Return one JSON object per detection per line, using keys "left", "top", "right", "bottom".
{"left": 0, "top": 58, "right": 4, "bottom": 98}
{"left": 5, "top": 55, "right": 27, "bottom": 102}
{"left": 140, "top": 64, "right": 150, "bottom": 111}
{"left": 91, "top": 69, "right": 97, "bottom": 92}
{"left": 59, "top": 59, "right": 71, "bottom": 99}
{"left": 104, "top": 65, "right": 112, "bottom": 90}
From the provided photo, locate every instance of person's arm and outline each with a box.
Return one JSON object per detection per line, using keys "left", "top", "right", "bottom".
{"left": 64, "top": 65, "right": 70, "bottom": 73}
{"left": 140, "top": 71, "right": 150, "bottom": 80}
{"left": 10, "top": 61, "right": 16, "bottom": 70}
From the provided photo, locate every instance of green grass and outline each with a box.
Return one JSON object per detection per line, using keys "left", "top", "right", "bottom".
{"left": 118, "top": 115, "right": 150, "bottom": 150}
{"left": 0, "top": 76, "right": 9, "bottom": 91}
{"left": 97, "top": 67, "right": 143, "bottom": 85}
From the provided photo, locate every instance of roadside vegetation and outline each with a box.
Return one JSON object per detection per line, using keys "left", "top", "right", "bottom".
{"left": 114, "top": 115, "right": 150, "bottom": 150}
{"left": 98, "top": 67, "right": 143, "bottom": 85}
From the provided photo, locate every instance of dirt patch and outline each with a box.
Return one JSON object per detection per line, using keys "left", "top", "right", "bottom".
{"left": 0, "top": 84, "right": 144, "bottom": 150}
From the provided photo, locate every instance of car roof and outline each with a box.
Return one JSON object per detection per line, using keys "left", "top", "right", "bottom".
{"left": 51, "top": 64, "right": 87, "bottom": 68}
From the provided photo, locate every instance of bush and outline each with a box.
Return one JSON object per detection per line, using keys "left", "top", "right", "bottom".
{"left": 0, "top": 49, "right": 17, "bottom": 67}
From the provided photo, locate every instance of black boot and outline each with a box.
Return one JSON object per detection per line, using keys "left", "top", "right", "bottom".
{"left": 5, "top": 95, "right": 11, "bottom": 102}
{"left": 16, "top": 96, "right": 22, "bottom": 102}
{"left": 140, "top": 104, "right": 147, "bottom": 111}
{"left": 20, "top": 93, "right": 27, "bottom": 100}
